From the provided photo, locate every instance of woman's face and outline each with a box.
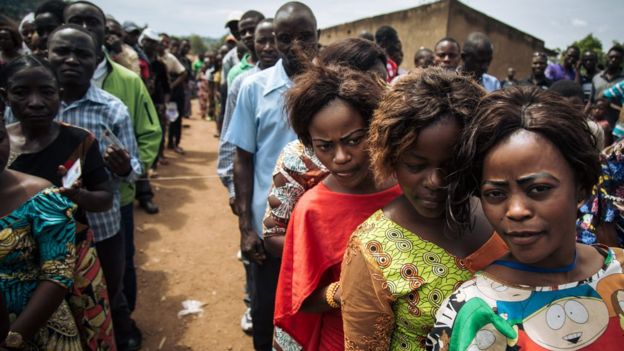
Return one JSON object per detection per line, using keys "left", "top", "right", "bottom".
{"left": 395, "top": 118, "right": 460, "bottom": 218}
{"left": 480, "top": 130, "right": 579, "bottom": 267}
{"left": 4, "top": 66, "right": 60, "bottom": 129}
{"left": 309, "top": 99, "right": 372, "bottom": 192}
{"left": 0, "top": 30, "right": 15, "bottom": 52}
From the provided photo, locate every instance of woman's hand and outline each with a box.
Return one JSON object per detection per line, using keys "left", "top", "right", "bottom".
{"left": 57, "top": 165, "right": 83, "bottom": 203}
{"left": 56, "top": 165, "right": 113, "bottom": 212}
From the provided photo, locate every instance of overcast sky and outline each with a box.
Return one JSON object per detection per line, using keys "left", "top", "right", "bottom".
{"left": 92, "top": 0, "right": 621, "bottom": 50}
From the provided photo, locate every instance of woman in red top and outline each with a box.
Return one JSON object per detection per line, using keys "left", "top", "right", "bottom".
{"left": 273, "top": 65, "right": 401, "bottom": 350}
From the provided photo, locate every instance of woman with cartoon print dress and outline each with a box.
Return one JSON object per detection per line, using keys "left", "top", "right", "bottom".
{"left": 427, "top": 86, "right": 624, "bottom": 350}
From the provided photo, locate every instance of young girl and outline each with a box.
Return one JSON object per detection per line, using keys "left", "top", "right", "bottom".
{"left": 1, "top": 55, "right": 116, "bottom": 350}
{"left": 339, "top": 68, "right": 507, "bottom": 350}
{"left": 273, "top": 65, "right": 401, "bottom": 350}
{"left": 428, "top": 86, "right": 624, "bottom": 350}
{"left": 264, "top": 37, "right": 387, "bottom": 255}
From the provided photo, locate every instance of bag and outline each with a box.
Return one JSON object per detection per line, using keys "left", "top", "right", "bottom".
{"left": 165, "top": 102, "right": 179, "bottom": 122}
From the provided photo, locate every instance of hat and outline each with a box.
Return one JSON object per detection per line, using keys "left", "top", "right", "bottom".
{"left": 139, "top": 28, "right": 161, "bottom": 43}
{"left": 225, "top": 11, "right": 243, "bottom": 27}
{"left": 123, "top": 21, "right": 142, "bottom": 33}
{"left": 225, "top": 34, "right": 237, "bottom": 44}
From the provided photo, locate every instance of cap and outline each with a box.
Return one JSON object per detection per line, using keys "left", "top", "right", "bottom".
{"left": 139, "top": 28, "right": 161, "bottom": 43}
{"left": 123, "top": 21, "right": 142, "bottom": 33}
{"left": 225, "top": 34, "right": 237, "bottom": 44}
{"left": 225, "top": 11, "right": 243, "bottom": 27}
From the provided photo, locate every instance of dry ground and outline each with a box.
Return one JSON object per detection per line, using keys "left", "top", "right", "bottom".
{"left": 132, "top": 104, "right": 253, "bottom": 350}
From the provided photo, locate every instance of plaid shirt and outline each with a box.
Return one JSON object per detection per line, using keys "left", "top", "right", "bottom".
{"left": 5, "top": 85, "right": 142, "bottom": 242}
{"left": 217, "top": 65, "right": 260, "bottom": 198}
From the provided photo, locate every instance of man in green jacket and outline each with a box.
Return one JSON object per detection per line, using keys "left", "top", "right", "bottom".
{"left": 64, "top": 2, "right": 161, "bottom": 350}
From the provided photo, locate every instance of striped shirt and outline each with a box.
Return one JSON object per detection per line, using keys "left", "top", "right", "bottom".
{"left": 5, "top": 85, "right": 142, "bottom": 242}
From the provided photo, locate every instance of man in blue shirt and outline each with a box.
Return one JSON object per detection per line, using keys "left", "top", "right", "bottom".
{"left": 217, "top": 17, "right": 279, "bottom": 336}
{"left": 223, "top": 2, "right": 319, "bottom": 349}
{"left": 460, "top": 32, "right": 501, "bottom": 92}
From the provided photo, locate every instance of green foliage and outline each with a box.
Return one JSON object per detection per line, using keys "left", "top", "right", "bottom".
{"left": 568, "top": 34, "right": 624, "bottom": 72}
{"left": 188, "top": 34, "right": 207, "bottom": 55}
{"left": 571, "top": 33, "right": 605, "bottom": 66}
{"left": 180, "top": 34, "right": 222, "bottom": 55}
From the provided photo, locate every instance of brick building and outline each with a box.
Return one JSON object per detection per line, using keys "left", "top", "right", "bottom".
{"left": 320, "top": 0, "right": 545, "bottom": 80}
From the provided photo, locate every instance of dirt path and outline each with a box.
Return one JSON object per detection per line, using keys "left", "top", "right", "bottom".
{"left": 132, "top": 102, "right": 253, "bottom": 350}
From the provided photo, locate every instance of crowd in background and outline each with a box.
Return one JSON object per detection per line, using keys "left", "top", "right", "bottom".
{"left": 1, "top": 1, "right": 624, "bottom": 351}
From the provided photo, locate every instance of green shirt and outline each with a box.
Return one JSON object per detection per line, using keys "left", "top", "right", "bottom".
{"left": 192, "top": 58, "right": 204, "bottom": 77}
{"left": 102, "top": 58, "right": 162, "bottom": 206}
{"left": 227, "top": 53, "right": 255, "bottom": 87}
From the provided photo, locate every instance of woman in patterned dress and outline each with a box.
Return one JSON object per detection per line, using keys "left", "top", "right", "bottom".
{"left": 339, "top": 68, "right": 508, "bottom": 351}
{"left": 0, "top": 115, "right": 82, "bottom": 349}
{"left": 1, "top": 55, "right": 116, "bottom": 350}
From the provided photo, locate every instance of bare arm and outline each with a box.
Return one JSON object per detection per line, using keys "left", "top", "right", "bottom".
{"left": 170, "top": 71, "right": 187, "bottom": 90}
{"left": 59, "top": 181, "right": 112, "bottom": 213}
{"left": 264, "top": 235, "right": 285, "bottom": 257}
{"left": 300, "top": 283, "right": 341, "bottom": 313}
{"left": 8, "top": 281, "right": 66, "bottom": 342}
{"left": 234, "top": 147, "right": 265, "bottom": 264}
{"left": 57, "top": 165, "right": 113, "bottom": 212}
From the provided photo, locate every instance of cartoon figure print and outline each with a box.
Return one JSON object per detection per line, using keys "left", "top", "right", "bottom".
{"left": 498, "top": 285, "right": 610, "bottom": 350}
{"left": 596, "top": 272, "right": 624, "bottom": 338}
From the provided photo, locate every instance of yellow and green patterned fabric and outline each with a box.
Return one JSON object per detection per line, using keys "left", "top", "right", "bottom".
{"left": 357, "top": 210, "right": 472, "bottom": 350}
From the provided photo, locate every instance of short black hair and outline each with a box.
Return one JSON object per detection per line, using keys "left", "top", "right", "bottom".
{"left": 566, "top": 45, "right": 580, "bottom": 53}
{"left": 550, "top": 79, "right": 584, "bottom": 100}
{"left": 63, "top": 1, "right": 106, "bottom": 22}
{"left": 435, "top": 37, "right": 460, "bottom": 51}
{"left": 35, "top": 0, "right": 67, "bottom": 22}
{"left": 463, "top": 32, "right": 492, "bottom": 53}
{"left": 48, "top": 23, "right": 97, "bottom": 49}
{"left": 0, "top": 54, "right": 60, "bottom": 89}
{"left": 319, "top": 38, "right": 386, "bottom": 71}
{"left": 608, "top": 45, "right": 624, "bottom": 56}
{"left": 241, "top": 10, "right": 265, "bottom": 22}
{"left": 275, "top": 2, "right": 317, "bottom": 28}
{"left": 0, "top": 25, "right": 22, "bottom": 50}
{"left": 375, "top": 25, "right": 399, "bottom": 46}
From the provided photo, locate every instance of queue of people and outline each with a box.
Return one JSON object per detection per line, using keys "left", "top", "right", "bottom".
{"left": 1, "top": 0, "right": 624, "bottom": 350}
{"left": 214, "top": 2, "right": 624, "bottom": 351}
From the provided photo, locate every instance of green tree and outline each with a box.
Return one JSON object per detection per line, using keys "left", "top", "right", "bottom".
{"left": 571, "top": 33, "right": 605, "bottom": 65}
{"left": 188, "top": 34, "right": 207, "bottom": 55}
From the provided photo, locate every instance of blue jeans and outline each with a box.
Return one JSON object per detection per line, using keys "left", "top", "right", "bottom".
{"left": 120, "top": 204, "right": 137, "bottom": 312}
